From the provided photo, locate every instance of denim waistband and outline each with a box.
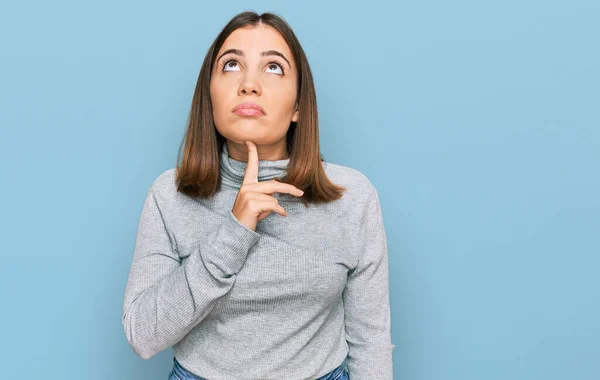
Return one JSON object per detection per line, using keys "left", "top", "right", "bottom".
{"left": 170, "top": 357, "right": 345, "bottom": 380}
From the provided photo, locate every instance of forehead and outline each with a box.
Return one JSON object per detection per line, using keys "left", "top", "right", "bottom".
{"left": 218, "top": 25, "right": 293, "bottom": 63}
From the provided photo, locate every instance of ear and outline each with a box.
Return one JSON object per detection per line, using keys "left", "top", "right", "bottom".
{"left": 291, "top": 102, "right": 299, "bottom": 122}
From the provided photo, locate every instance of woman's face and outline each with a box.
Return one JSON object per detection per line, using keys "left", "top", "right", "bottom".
{"left": 210, "top": 24, "right": 298, "bottom": 155}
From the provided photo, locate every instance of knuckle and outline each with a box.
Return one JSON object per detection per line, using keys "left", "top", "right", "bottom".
{"left": 248, "top": 201, "right": 259, "bottom": 212}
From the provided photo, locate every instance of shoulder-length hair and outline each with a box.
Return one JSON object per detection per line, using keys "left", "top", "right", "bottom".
{"left": 175, "top": 11, "right": 346, "bottom": 205}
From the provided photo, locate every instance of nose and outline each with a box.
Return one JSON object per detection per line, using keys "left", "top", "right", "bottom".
{"left": 238, "top": 71, "right": 262, "bottom": 96}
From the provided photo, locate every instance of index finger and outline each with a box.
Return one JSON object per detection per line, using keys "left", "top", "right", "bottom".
{"left": 242, "top": 140, "right": 259, "bottom": 185}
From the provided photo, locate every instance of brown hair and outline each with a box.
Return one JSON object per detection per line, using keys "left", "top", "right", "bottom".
{"left": 175, "top": 11, "right": 346, "bottom": 205}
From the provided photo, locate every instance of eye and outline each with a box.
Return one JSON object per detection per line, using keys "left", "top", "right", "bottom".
{"left": 219, "top": 58, "right": 286, "bottom": 75}
{"left": 266, "top": 60, "right": 285, "bottom": 75}
{"left": 221, "top": 58, "right": 240, "bottom": 72}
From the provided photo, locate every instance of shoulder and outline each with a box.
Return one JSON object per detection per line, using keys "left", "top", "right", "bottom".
{"left": 147, "top": 168, "right": 178, "bottom": 201}
{"left": 322, "top": 161, "right": 377, "bottom": 203}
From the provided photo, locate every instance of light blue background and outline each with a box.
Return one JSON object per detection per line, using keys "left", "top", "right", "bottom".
{"left": 1, "top": 1, "right": 598, "bottom": 379}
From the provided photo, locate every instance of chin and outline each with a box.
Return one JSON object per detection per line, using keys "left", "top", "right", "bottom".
{"left": 220, "top": 130, "right": 267, "bottom": 144}
{"left": 220, "top": 126, "right": 270, "bottom": 143}
{"left": 216, "top": 119, "right": 289, "bottom": 144}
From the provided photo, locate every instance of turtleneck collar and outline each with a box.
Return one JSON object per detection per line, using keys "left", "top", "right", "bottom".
{"left": 220, "top": 143, "right": 290, "bottom": 189}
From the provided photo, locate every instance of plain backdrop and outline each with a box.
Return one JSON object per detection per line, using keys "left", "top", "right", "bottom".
{"left": 0, "top": 1, "right": 598, "bottom": 379}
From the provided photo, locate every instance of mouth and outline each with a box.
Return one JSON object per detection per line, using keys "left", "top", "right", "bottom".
{"left": 232, "top": 102, "right": 266, "bottom": 117}
{"left": 233, "top": 109, "right": 265, "bottom": 116}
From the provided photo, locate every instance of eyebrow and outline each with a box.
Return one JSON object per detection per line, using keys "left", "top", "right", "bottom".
{"left": 216, "top": 49, "right": 292, "bottom": 68}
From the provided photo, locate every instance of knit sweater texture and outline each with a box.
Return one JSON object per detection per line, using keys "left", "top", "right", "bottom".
{"left": 122, "top": 143, "right": 394, "bottom": 379}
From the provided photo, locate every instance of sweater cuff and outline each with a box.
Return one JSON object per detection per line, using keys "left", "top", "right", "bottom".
{"left": 205, "top": 211, "right": 261, "bottom": 276}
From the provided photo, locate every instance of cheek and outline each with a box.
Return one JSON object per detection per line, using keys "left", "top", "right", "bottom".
{"left": 268, "top": 82, "right": 297, "bottom": 111}
{"left": 210, "top": 85, "right": 228, "bottom": 117}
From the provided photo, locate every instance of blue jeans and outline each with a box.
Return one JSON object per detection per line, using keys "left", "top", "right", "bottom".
{"left": 168, "top": 357, "right": 349, "bottom": 380}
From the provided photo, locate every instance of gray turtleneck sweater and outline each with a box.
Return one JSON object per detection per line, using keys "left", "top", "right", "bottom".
{"left": 122, "top": 144, "right": 394, "bottom": 379}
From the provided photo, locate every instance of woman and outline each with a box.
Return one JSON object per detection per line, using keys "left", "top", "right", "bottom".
{"left": 122, "top": 11, "right": 394, "bottom": 380}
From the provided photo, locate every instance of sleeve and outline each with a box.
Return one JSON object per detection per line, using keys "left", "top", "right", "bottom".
{"left": 121, "top": 186, "right": 260, "bottom": 360}
{"left": 342, "top": 188, "right": 395, "bottom": 379}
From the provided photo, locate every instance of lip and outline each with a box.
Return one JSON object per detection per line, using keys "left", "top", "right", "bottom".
{"left": 232, "top": 102, "right": 266, "bottom": 116}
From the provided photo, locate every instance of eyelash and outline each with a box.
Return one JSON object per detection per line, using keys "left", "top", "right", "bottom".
{"left": 219, "top": 58, "right": 286, "bottom": 75}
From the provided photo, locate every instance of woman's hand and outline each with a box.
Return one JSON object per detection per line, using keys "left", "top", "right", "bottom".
{"left": 231, "top": 141, "right": 304, "bottom": 231}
